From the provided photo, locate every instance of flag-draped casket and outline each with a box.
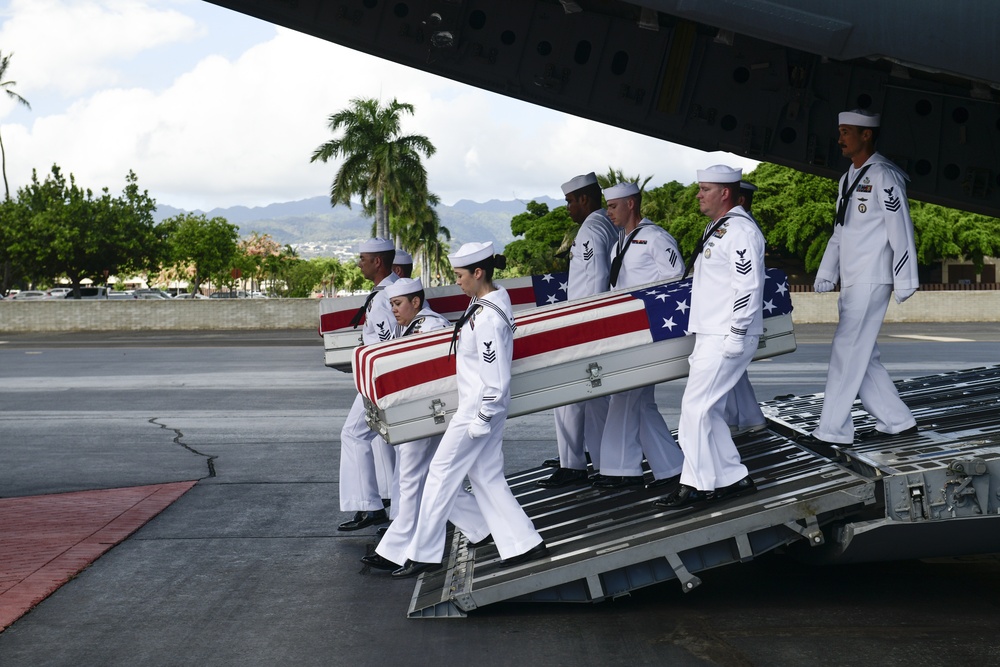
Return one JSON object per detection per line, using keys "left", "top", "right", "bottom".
{"left": 355, "top": 268, "right": 796, "bottom": 444}
{"left": 319, "top": 273, "right": 569, "bottom": 371}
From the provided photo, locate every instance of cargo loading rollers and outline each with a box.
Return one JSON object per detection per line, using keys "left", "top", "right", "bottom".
{"left": 319, "top": 276, "right": 1000, "bottom": 618}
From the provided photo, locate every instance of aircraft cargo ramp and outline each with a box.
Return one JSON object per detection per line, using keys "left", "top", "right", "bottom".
{"left": 406, "top": 366, "right": 1000, "bottom": 618}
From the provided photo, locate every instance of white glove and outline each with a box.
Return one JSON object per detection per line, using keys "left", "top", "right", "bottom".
{"left": 894, "top": 287, "right": 916, "bottom": 304}
{"left": 814, "top": 279, "right": 836, "bottom": 293}
{"left": 722, "top": 334, "right": 744, "bottom": 359}
{"left": 467, "top": 420, "right": 491, "bottom": 439}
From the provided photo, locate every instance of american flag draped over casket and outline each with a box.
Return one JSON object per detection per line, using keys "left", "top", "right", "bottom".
{"left": 319, "top": 273, "right": 568, "bottom": 371}
{"left": 355, "top": 268, "right": 796, "bottom": 444}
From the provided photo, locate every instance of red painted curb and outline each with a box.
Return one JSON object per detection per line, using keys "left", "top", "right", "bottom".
{"left": 0, "top": 481, "right": 198, "bottom": 631}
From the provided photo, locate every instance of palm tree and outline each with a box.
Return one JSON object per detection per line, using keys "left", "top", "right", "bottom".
{"left": 598, "top": 167, "right": 653, "bottom": 194}
{"left": 310, "top": 97, "right": 435, "bottom": 240}
{"left": 391, "top": 190, "right": 451, "bottom": 280}
{"left": 0, "top": 51, "right": 31, "bottom": 201}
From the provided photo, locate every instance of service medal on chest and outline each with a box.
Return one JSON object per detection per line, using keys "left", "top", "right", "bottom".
{"left": 704, "top": 248, "right": 712, "bottom": 258}
{"left": 858, "top": 203, "right": 867, "bottom": 213}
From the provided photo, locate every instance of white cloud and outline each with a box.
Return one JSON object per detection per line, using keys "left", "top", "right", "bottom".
{"left": 0, "top": 1, "right": 759, "bottom": 211}
{"left": 0, "top": 0, "right": 199, "bottom": 98}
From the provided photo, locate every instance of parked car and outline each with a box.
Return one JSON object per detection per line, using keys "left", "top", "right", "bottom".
{"left": 64, "top": 287, "right": 113, "bottom": 299}
{"left": 107, "top": 292, "right": 139, "bottom": 300}
{"left": 133, "top": 289, "right": 173, "bottom": 299}
{"left": 208, "top": 291, "right": 241, "bottom": 298}
{"left": 11, "top": 290, "right": 48, "bottom": 300}
{"left": 46, "top": 287, "right": 73, "bottom": 298}
{"left": 173, "top": 292, "right": 208, "bottom": 299}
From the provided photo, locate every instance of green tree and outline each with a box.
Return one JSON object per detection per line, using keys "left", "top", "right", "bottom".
{"left": 910, "top": 201, "right": 1000, "bottom": 274}
{"left": 597, "top": 167, "right": 653, "bottom": 192}
{"left": 160, "top": 212, "right": 239, "bottom": 296}
{"left": 9, "top": 165, "right": 160, "bottom": 295}
{"left": 390, "top": 191, "right": 451, "bottom": 280}
{"left": 0, "top": 51, "right": 30, "bottom": 201}
{"left": 0, "top": 197, "right": 25, "bottom": 294}
{"left": 503, "top": 200, "right": 575, "bottom": 277}
{"left": 749, "top": 162, "right": 838, "bottom": 276}
{"left": 310, "top": 97, "right": 435, "bottom": 239}
{"left": 641, "top": 180, "right": 704, "bottom": 261}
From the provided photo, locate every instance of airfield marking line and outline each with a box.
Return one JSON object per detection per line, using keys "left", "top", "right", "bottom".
{"left": 888, "top": 334, "right": 974, "bottom": 343}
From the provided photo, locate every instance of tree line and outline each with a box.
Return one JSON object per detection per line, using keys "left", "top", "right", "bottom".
{"left": 0, "top": 164, "right": 372, "bottom": 298}
{"left": 502, "top": 163, "right": 1000, "bottom": 283}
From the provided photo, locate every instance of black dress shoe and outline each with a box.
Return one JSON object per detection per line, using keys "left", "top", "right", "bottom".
{"left": 499, "top": 542, "right": 549, "bottom": 568}
{"left": 390, "top": 559, "right": 442, "bottom": 579}
{"left": 337, "top": 509, "right": 390, "bottom": 531}
{"left": 587, "top": 472, "right": 607, "bottom": 483}
{"left": 536, "top": 467, "right": 589, "bottom": 488}
{"left": 654, "top": 484, "right": 712, "bottom": 509}
{"left": 856, "top": 424, "right": 918, "bottom": 442}
{"left": 542, "top": 457, "right": 560, "bottom": 468}
{"left": 712, "top": 476, "right": 757, "bottom": 501}
{"left": 592, "top": 475, "right": 644, "bottom": 489}
{"left": 360, "top": 553, "right": 400, "bottom": 571}
{"left": 797, "top": 434, "right": 842, "bottom": 456}
{"left": 468, "top": 534, "right": 493, "bottom": 548}
{"left": 644, "top": 474, "right": 680, "bottom": 490}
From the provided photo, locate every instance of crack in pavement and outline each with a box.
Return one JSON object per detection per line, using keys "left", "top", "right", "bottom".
{"left": 149, "top": 418, "right": 217, "bottom": 478}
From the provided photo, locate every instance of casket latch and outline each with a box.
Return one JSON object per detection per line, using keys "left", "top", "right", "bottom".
{"left": 587, "top": 362, "right": 603, "bottom": 388}
{"left": 430, "top": 398, "right": 447, "bottom": 423}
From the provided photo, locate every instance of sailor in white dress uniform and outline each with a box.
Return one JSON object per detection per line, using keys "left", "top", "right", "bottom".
{"left": 723, "top": 181, "right": 767, "bottom": 436}
{"left": 539, "top": 172, "right": 617, "bottom": 488}
{"left": 393, "top": 243, "right": 548, "bottom": 578}
{"left": 595, "top": 182, "right": 686, "bottom": 489}
{"left": 658, "top": 165, "right": 764, "bottom": 508}
{"left": 338, "top": 238, "right": 398, "bottom": 530}
{"left": 362, "top": 278, "right": 490, "bottom": 571}
{"left": 810, "top": 109, "right": 919, "bottom": 444}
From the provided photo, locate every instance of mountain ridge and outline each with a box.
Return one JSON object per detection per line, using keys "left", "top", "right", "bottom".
{"left": 153, "top": 194, "right": 563, "bottom": 254}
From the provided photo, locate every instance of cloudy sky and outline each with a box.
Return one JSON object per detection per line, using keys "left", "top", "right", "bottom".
{"left": 0, "top": 0, "right": 759, "bottom": 212}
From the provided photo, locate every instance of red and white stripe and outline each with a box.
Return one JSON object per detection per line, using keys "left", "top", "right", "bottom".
{"left": 319, "top": 276, "right": 538, "bottom": 335}
{"left": 355, "top": 289, "right": 656, "bottom": 412}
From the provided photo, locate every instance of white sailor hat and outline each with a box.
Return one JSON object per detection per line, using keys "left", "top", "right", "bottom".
{"left": 385, "top": 277, "right": 423, "bottom": 299}
{"left": 739, "top": 180, "right": 758, "bottom": 192}
{"left": 448, "top": 241, "right": 494, "bottom": 268}
{"left": 696, "top": 165, "right": 742, "bottom": 183}
{"left": 603, "top": 182, "right": 640, "bottom": 200}
{"left": 561, "top": 172, "right": 598, "bottom": 195}
{"left": 393, "top": 249, "right": 413, "bottom": 265}
{"left": 360, "top": 237, "right": 394, "bottom": 253}
{"left": 839, "top": 109, "right": 880, "bottom": 127}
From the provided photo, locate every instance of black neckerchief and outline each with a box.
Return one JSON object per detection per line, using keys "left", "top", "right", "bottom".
{"left": 835, "top": 164, "right": 872, "bottom": 227}
{"left": 609, "top": 223, "right": 652, "bottom": 288}
{"left": 348, "top": 288, "right": 382, "bottom": 328}
{"left": 447, "top": 296, "right": 515, "bottom": 358}
{"left": 684, "top": 216, "right": 730, "bottom": 277}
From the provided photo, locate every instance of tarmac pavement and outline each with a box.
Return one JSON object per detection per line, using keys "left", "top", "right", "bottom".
{"left": 1, "top": 326, "right": 1000, "bottom": 666}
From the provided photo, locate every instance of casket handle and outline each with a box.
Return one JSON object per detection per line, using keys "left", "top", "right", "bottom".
{"left": 587, "top": 362, "right": 603, "bottom": 388}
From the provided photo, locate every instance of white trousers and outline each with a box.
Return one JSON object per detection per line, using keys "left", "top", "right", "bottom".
{"left": 405, "top": 413, "right": 542, "bottom": 563}
{"left": 813, "top": 283, "right": 915, "bottom": 444}
{"left": 678, "top": 334, "right": 757, "bottom": 491}
{"left": 724, "top": 371, "right": 765, "bottom": 429}
{"left": 376, "top": 435, "right": 489, "bottom": 566}
{"left": 339, "top": 393, "right": 394, "bottom": 512}
{"left": 553, "top": 395, "right": 609, "bottom": 470}
{"left": 600, "top": 385, "right": 684, "bottom": 479}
